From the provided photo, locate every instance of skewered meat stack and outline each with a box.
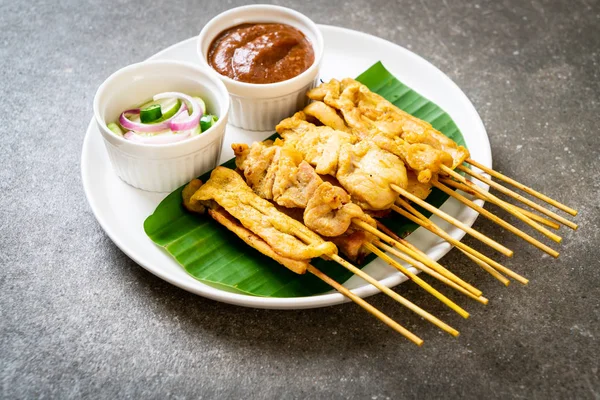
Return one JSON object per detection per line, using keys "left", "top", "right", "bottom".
{"left": 274, "top": 111, "right": 525, "bottom": 284}
{"left": 267, "top": 78, "right": 578, "bottom": 285}
{"left": 178, "top": 77, "right": 578, "bottom": 343}
{"left": 183, "top": 166, "right": 464, "bottom": 346}
{"left": 232, "top": 140, "right": 485, "bottom": 310}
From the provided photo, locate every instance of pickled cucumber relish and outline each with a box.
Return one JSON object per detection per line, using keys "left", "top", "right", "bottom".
{"left": 108, "top": 92, "right": 218, "bottom": 144}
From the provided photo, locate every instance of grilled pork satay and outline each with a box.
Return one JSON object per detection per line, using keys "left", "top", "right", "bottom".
{"left": 308, "top": 79, "right": 577, "bottom": 228}
{"left": 233, "top": 140, "right": 377, "bottom": 263}
{"left": 231, "top": 142, "right": 476, "bottom": 316}
{"left": 276, "top": 113, "right": 407, "bottom": 210}
{"left": 304, "top": 99, "right": 451, "bottom": 184}
{"left": 231, "top": 141, "right": 482, "bottom": 305}
{"left": 307, "top": 79, "right": 469, "bottom": 178}
{"left": 276, "top": 112, "right": 514, "bottom": 262}
{"left": 277, "top": 112, "right": 433, "bottom": 200}
{"left": 181, "top": 168, "right": 461, "bottom": 341}
{"left": 299, "top": 79, "right": 566, "bottom": 278}
{"left": 233, "top": 141, "right": 376, "bottom": 238}
{"left": 184, "top": 167, "right": 337, "bottom": 270}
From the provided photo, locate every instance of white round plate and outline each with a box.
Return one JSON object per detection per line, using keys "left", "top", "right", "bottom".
{"left": 82, "top": 25, "right": 491, "bottom": 310}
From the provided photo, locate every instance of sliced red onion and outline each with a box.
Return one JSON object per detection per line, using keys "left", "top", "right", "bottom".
{"left": 118, "top": 103, "right": 188, "bottom": 133}
{"left": 123, "top": 131, "right": 191, "bottom": 144}
{"left": 153, "top": 92, "right": 202, "bottom": 132}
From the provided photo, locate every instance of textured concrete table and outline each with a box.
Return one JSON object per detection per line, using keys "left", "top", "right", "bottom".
{"left": 2, "top": 0, "right": 599, "bottom": 398}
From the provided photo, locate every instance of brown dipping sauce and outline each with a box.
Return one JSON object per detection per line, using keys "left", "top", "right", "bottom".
{"left": 208, "top": 23, "right": 315, "bottom": 84}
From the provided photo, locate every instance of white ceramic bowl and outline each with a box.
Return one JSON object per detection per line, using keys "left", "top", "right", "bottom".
{"left": 197, "top": 5, "right": 324, "bottom": 131}
{"left": 93, "top": 60, "right": 230, "bottom": 192}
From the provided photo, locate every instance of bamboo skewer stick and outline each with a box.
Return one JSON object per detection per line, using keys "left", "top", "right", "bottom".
{"left": 457, "top": 165, "right": 578, "bottom": 230}
{"left": 505, "top": 207, "right": 560, "bottom": 230}
{"left": 390, "top": 184, "right": 514, "bottom": 257}
{"left": 394, "top": 198, "right": 529, "bottom": 285}
{"left": 289, "top": 226, "right": 459, "bottom": 337}
{"left": 432, "top": 180, "right": 560, "bottom": 258}
{"left": 378, "top": 218, "right": 510, "bottom": 286}
{"left": 381, "top": 222, "right": 501, "bottom": 285}
{"left": 461, "top": 250, "right": 511, "bottom": 286}
{"left": 440, "top": 165, "right": 562, "bottom": 244}
{"left": 328, "top": 254, "right": 459, "bottom": 337}
{"left": 465, "top": 158, "right": 578, "bottom": 216}
{"left": 307, "top": 265, "right": 423, "bottom": 345}
{"left": 373, "top": 240, "right": 489, "bottom": 305}
{"left": 440, "top": 178, "right": 560, "bottom": 230}
{"left": 352, "top": 220, "right": 483, "bottom": 297}
{"left": 363, "top": 242, "right": 470, "bottom": 318}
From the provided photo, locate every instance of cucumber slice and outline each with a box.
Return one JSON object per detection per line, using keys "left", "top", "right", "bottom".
{"left": 192, "top": 97, "right": 207, "bottom": 114}
{"left": 192, "top": 123, "right": 201, "bottom": 136}
{"left": 200, "top": 114, "right": 218, "bottom": 132}
{"left": 135, "top": 97, "right": 182, "bottom": 123}
{"left": 107, "top": 122, "right": 124, "bottom": 136}
{"left": 140, "top": 104, "right": 162, "bottom": 123}
{"left": 158, "top": 99, "right": 181, "bottom": 121}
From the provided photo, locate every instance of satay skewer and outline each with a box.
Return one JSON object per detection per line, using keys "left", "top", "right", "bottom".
{"left": 393, "top": 199, "right": 529, "bottom": 285}
{"left": 465, "top": 158, "right": 578, "bottom": 216}
{"left": 376, "top": 219, "right": 510, "bottom": 287}
{"left": 288, "top": 226, "right": 460, "bottom": 336}
{"left": 439, "top": 178, "right": 560, "bottom": 230}
{"left": 328, "top": 255, "right": 459, "bottom": 336}
{"left": 188, "top": 169, "right": 437, "bottom": 344}
{"left": 305, "top": 78, "right": 578, "bottom": 238}
{"left": 243, "top": 196, "right": 460, "bottom": 335}
{"left": 351, "top": 220, "right": 483, "bottom": 296}
{"left": 371, "top": 241, "right": 489, "bottom": 304}
{"left": 432, "top": 180, "right": 560, "bottom": 258}
{"left": 363, "top": 242, "right": 470, "bottom": 318}
{"left": 390, "top": 184, "right": 514, "bottom": 257}
{"left": 232, "top": 142, "right": 482, "bottom": 303}
{"left": 375, "top": 220, "right": 508, "bottom": 286}
{"left": 306, "top": 265, "right": 423, "bottom": 345}
{"left": 441, "top": 165, "right": 562, "bottom": 243}
{"left": 376, "top": 220, "right": 496, "bottom": 283}
{"left": 457, "top": 165, "right": 578, "bottom": 230}
{"left": 207, "top": 207, "right": 424, "bottom": 344}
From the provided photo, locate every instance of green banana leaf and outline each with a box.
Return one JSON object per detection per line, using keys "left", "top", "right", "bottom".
{"left": 143, "top": 61, "right": 466, "bottom": 297}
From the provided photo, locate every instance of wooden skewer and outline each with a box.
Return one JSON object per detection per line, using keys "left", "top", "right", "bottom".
{"left": 378, "top": 221, "right": 503, "bottom": 286}
{"left": 440, "top": 178, "right": 560, "bottom": 230}
{"left": 506, "top": 207, "right": 560, "bottom": 230}
{"left": 432, "top": 180, "right": 560, "bottom": 258}
{"left": 440, "top": 165, "right": 562, "bottom": 244}
{"left": 466, "top": 158, "right": 578, "bottom": 216}
{"left": 329, "top": 254, "right": 459, "bottom": 337}
{"left": 363, "top": 242, "right": 470, "bottom": 318}
{"left": 307, "top": 265, "right": 423, "bottom": 345}
{"left": 461, "top": 249, "right": 511, "bottom": 286}
{"left": 289, "top": 226, "right": 459, "bottom": 337}
{"left": 378, "top": 217, "right": 510, "bottom": 287}
{"left": 457, "top": 165, "right": 578, "bottom": 230}
{"left": 373, "top": 240, "right": 489, "bottom": 304}
{"left": 394, "top": 198, "right": 529, "bottom": 285}
{"left": 352, "top": 220, "right": 483, "bottom": 297}
{"left": 390, "top": 184, "right": 514, "bottom": 257}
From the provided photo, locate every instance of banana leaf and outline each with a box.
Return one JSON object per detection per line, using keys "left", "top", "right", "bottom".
{"left": 143, "top": 61, "right": 466, "bottom": 297}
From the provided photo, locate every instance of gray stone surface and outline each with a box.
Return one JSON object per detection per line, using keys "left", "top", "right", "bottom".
{"left": 1, "top": 0, "right": 599, "bottom": 398}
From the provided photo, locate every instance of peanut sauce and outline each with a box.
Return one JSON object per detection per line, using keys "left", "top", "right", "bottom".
{"left": 208, "top": 23, "right": 315, "bottom": 84}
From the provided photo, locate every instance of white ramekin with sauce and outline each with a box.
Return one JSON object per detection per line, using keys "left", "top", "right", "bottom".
{"left": 93, "top": 60, "right": 230, "bottom": 192}
{"left": 197, "top": 5, "right": 324, "bottom": 131}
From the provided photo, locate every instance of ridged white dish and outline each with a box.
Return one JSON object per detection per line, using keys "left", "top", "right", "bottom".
{"left": 93, "top": 61, "right": 230, "bottom": 192}
{"left": 226, "top": 80, "right": 317, "bottom": 131}
{"left": 82, "top": 26, "right": 491, "bottom": 310}
{"left": 196, "top": 5, "right": 324, "bottom": 131}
